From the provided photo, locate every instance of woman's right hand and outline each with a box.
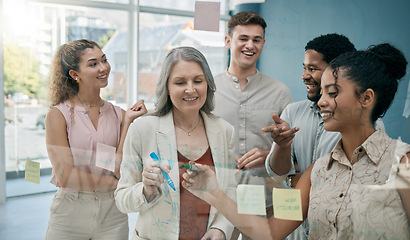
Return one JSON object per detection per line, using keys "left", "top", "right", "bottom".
{"left": 126, "top": 100, "right": 148, "bottom": 123}
{"left": 142, "top": 161, "right": 164, "bottom": 200}
{"left": 181, "top": 163, "right": 220, "bottom": 202}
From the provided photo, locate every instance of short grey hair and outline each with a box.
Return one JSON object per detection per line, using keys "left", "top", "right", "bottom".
{"left": 153, "top": 46, "right": 216, "bottom": 116}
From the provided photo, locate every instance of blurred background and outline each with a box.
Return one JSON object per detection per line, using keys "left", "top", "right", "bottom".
{"left": 0, "top": 1, "right": 409, "bottom": 238}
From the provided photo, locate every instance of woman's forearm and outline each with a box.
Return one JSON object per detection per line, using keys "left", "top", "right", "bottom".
{"left": 204, "top": 187, "right": 305, "bottom": 240}
{"left": 205, "top": 190, "right": 278, "bottom": 240}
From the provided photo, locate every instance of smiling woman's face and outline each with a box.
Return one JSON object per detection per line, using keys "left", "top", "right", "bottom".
{"left": 168, "top": 60, "right": 208, "bottom": 116}
{"left": 318, "top": 68, "right": 363, "bottom": 133}
{"left": 74, "top": 46, "right": 111, "bottom": 90}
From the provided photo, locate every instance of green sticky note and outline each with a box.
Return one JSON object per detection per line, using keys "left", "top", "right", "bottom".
{"left": 25, "top": 160, "right": 40, "bottom": 184}
{"left": 272, "top": 188, "right": 303, "bottom": 221}
{"left": 237, "top": 185, "right": 266, "bottom": 215}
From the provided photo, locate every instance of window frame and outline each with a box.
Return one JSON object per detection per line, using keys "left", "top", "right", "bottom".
{"left": 0, "top": 0, "right": 230, "bottom": 202}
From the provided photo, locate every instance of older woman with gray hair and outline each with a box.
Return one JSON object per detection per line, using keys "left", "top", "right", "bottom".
{"left": 115, "top": 46, "right": 237, "bottom": 240}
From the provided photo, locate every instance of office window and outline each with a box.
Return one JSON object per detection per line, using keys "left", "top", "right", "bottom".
{"left": 3, "top": 0, "right": 129, "bottom": 196}
{"left": 2, "top": 0, "right": 227, "bottom": 197}
{"left": 90, "top": 0, "right": 129, "bottom": 3}
{"left": 2, "top": 0, "right": 228, "bottom": 198}
{"left": 138, "top": 13, "right": 226, "bottom": 108}
{"left": 140, "top": 0, "right": 226, "bottom": 13}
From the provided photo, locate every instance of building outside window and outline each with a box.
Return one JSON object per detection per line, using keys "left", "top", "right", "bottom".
{"left": 1, "top": 0, "right": 228, "bottom": 198}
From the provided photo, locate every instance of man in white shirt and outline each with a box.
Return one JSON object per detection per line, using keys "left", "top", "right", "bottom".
{"left": 213, "top": 11, "right": 293, "bottom": 240}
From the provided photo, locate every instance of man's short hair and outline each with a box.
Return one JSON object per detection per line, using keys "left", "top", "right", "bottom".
{"left": 305, "top": 33, "right": 356, "bottom": 63}
{"left": 228, "top": 11, "right": 267, "bottom": 36}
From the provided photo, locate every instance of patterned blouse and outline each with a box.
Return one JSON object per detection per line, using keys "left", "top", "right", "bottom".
{"left": 308, "top": 130, "right": 410, "bottom": 239}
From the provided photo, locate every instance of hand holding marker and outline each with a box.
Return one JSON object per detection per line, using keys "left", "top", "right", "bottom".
{"left": 180, "top": 163, "right": 199, "bottom": 171}
{"left": 150, "top": 152, "right": 176, "bottom": 191}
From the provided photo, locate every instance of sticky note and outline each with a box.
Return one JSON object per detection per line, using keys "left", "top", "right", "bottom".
{"left": 25, "top": 160, "right": 40, "bottom": 184}
{"left": 272, "top": 188, "right": 303, "bottom": 221}
{"left": 194, "top": 1, "right": 220, "bottom": 32}
{"left": 96, "top": 142, "right": 116, "bottom": 172}
{"left": 237, "top": 185, "right": 266, "bottom": 215}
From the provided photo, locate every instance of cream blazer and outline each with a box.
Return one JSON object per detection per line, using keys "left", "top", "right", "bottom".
{"left": 115, "top": 111, "right": 237, "bottom": 240}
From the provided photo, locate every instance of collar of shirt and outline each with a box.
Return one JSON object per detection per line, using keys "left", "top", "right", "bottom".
{"left": 326, "top": 129, "right": 391, "bottom": 169}
{"left": 224, "top": 69, "right": 261, "bottom": 84}
{"left": 310, "top": 101, "right": 321, "bottom": 115}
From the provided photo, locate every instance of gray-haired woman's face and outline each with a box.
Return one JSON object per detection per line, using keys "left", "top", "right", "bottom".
{"left": 167, "top": 60, "right": 207, "bottom": 115}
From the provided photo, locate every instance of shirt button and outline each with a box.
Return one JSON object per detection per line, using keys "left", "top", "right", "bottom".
{"left": 339, "top": 193, "right": 343, "bottom": 198}
{"left": 358, "top": 148, "right": 363, "bottom": 152}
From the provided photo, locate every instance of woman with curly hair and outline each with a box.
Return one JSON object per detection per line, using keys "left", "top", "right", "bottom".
{"left": 183, "top": 43, "right": 410, "bottom": 240}
{"left": 45, "top": 39, "right": 147, "bottom": 239}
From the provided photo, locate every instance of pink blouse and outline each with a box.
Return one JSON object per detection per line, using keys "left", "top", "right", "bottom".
{"left": 50, "top": 100, "right": 122, "bottom": 190}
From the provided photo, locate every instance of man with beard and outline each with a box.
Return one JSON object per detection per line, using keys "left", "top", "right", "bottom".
{"left": 263, "top": 33, "right": 357, "bottom": 240}
{"left": 264, "top": 33, "right": 385, "bottom": 240}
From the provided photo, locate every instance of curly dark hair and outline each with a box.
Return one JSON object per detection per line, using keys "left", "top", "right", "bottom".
{"left": 228, "top": 11, "right": 267, "bottom": 36}
{"left": 305, "top": 33, "right": 356, "bottom": 63}
{"left": 48, "top": 39, "right": 100, "bottom": 107}
{"left": 328, "top": 43, "right": 407, "bottom": 122}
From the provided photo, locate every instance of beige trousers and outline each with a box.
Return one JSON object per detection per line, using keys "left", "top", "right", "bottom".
{"left": 45, "top": 189, "right": 128, "bottom": 240}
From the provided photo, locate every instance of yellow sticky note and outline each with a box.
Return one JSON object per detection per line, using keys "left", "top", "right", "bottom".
{"left": 237, "top": 185, "right": 266, "bottom": 215}
{"left": 272, "top": 188, "right": 303, "bottom": 221}
{"left": 25, "top": 160, "right": 40, "bottom": 184}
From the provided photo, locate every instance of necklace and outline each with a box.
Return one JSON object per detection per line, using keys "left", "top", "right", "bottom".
{"left": 77, "top": 96, "right": 89, "bottom": 116}
{"left": 174, "top": 117, "right": 201, "bottom": 136}
{"left": 77, "top": 96, "right": 103, "bottom": 107}
{"left": 84, "top": 101, "right": 101, "bottom": 107}
{"left": 77, "top": 96, "right": 103, "bottom": 116}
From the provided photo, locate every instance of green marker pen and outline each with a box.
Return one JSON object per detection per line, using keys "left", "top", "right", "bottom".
{"left": 180, "top": 164, "right": 199, "bottom": 171}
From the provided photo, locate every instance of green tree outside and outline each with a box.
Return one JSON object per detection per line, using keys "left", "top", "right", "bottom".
{"left": 98, "top": 29, "right": 115, "bottom": 48}
{"left": 4, "top": 41, "right": 42, "bottom": 98}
